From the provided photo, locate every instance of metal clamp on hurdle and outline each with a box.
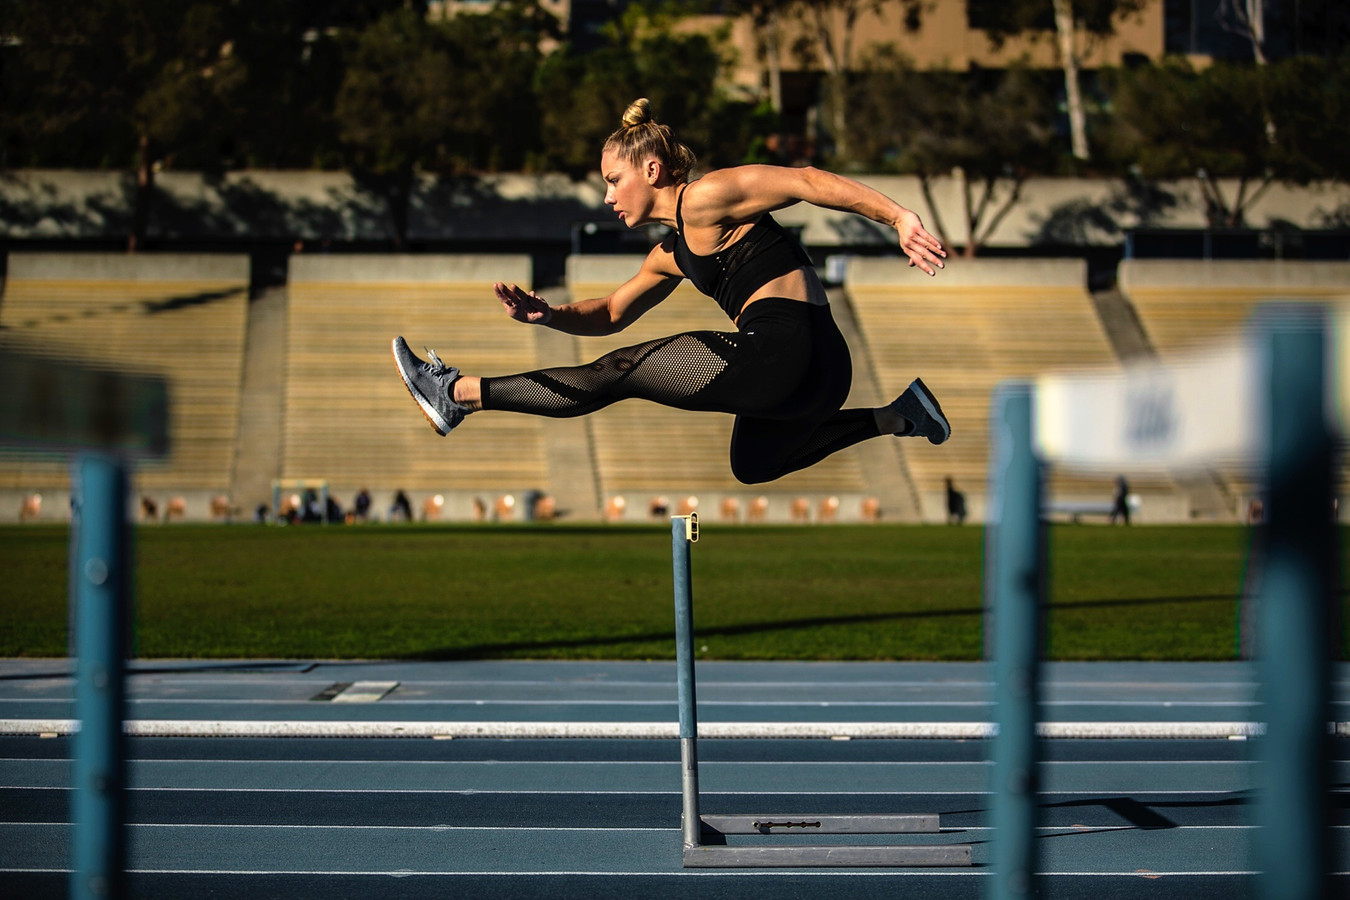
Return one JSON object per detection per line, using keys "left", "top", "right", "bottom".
{"left": 670, "top": 513, "right": 974, "bottom": 868}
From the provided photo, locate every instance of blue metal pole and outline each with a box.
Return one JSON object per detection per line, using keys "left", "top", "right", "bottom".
{"left": 1256, "top": 306, "right": 1333, "bottom": 900}
{"left": 672, "top": 514, "right": 700, "bottom": 849}
{"left": 70, "top": 453, "right": 130, "bottom": 900}
{"left": 985, "top": 383, "right": 1044, "bottom": 900}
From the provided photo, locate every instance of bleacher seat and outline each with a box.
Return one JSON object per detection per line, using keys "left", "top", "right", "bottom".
{"left": 1120, "top": 260, "right": 1350, "bottom": 500}
{"left": 0, "top": 253, "right": 249, "bottom": 493}
{"left": 847, "top": 257, "right": 1158, "bottom": 515}
{"left": 1120, "top": 261, "right": 1350, "bottom": 355}
{"left": 283, "top": 254, "right": 549, "bottom": 494}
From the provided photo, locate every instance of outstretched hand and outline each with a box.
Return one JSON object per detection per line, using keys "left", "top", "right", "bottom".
{"left": 894, "top": 208, "right": 946, "bottom": 276}
{"left": 495, "top": 282, "right": 553, "bottom": 325}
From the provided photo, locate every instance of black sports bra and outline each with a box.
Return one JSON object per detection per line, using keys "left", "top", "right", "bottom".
{"left": 672, "top": 186, "right": 814, "bottom": 320}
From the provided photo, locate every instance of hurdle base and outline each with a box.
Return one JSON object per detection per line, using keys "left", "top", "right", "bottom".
{"left": 683, "top": 842, "right": 973, "bottom": 868}
{"left": 701, "top": 813, "right": 940, "bottom": 835}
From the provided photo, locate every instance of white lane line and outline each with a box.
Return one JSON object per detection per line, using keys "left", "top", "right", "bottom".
{"left": 9, "top": 718, "right": 1344, "bottom": 738}
{"left": 0, "top": 697, "right": 1306, "bottom": 706}
{"left": 0, "top": 758, "right": 1262, "bottom": 768}
{"left": 0, "top": 786, "right": 1270, "bottom": 795}
{"left": 6, "top": 822, "right": 1320, "bottom": 833}
{"left": 20, "top": 868, "right": 1347, "bottom": 877}
{"left": 10, "top": 698, "right": 1349, "bottom": 712}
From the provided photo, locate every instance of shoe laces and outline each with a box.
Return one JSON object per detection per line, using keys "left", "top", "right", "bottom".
{"left": 424, "top": 347, "right": 447, "bottom": 374}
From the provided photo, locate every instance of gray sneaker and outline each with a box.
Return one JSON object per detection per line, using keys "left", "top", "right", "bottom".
{"left": 891, "top": 377, "right": 950, "bottom": 444}
{"left": 392, "top": 336, "right": 469, "bottom": 435}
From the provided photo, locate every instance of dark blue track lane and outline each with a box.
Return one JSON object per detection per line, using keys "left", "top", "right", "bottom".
{"left": 2, "top": 660, "right": 1348, "bottom": 897}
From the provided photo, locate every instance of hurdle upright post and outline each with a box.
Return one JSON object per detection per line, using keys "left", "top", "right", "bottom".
{"left": 986, "top": 382, "right": 1044, "bottom": 900}
{"left": 1255, "top": 307, "right": 1334, "bottom": 900}
{"left": 0, "top": 352, "right": 168, "bottom": 900}
{"left": 70, "top": 454, "right": 132, "bottom": 900}
{"left": 672, "top": 513, "right": 701, "bottom": 851}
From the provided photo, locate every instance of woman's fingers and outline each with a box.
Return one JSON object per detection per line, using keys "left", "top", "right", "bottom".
{"left": 496, "top": 284, "right": 527, "bottom": 314}
{"left": 496, "top": 283, "right": 550, "bottom": 322}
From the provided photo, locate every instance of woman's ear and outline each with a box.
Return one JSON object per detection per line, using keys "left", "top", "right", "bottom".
{"left": 644, "top": 157, "right": 664, "bottom": 185}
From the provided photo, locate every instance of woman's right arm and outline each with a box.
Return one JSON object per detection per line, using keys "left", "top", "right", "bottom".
{"left": 496, "top": 242, "right": 683, "bottom": 336}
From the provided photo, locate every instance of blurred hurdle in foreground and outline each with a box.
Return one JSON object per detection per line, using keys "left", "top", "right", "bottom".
{"left": 989, "top": 304, "right": 1338, "bottom": 899}
{"left": 671, "top": 513, "right": 974, "bottom": 868}
{"left": 0, "top": 351, "right": 169, "bottom": 900}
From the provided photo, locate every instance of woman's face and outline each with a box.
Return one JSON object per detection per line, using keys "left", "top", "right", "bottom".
{"left": 601, "top": 149, "right": 655, "bottom": 228}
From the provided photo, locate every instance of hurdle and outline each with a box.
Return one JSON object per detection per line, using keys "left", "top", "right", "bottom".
{"left": 1, "top": 351, "right": 169, "bottom": 900}
{"left": 991, "top": 303, "right": 1337, "bottom": 899}
{"left": 670, "top": 513, "right": 974, "bottom": 868}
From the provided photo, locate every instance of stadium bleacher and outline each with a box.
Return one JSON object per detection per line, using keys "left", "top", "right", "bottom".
{"left": 0, "top": 253, "right": 249, "bottom": 502}
{"left": 847, "top": 257, "right": 1176, "bottom": 520}
{"left": 283, "top": 255, "right": 550, "bottom": 514}
{"left": 1119, "top": 260, "right": 1350, "bottom": 504}
{"left": 6, "top": 250, "right": 1344, "bottom": 523}
{"left": 1119, "top": 261, "right": 1350, "bottom": 354}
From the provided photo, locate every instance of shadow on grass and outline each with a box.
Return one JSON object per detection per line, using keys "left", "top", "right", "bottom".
{"left": 409, "top": 592, "right": 1241, "bottom": 660}
{"left": 0, "top": 660, "right": 316, "bottom": 682}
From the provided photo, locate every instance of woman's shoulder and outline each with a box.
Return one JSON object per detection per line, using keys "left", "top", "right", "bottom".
{"left": 681, "top": 165, "right": 811, "bottom": 227}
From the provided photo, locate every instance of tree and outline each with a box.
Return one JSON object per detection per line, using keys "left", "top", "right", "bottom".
{"left": 722, "top": 0, "right": 798, "bottom": 113}
{"left": 1, "top": 0, "right": 247, "bottom": 250}
{"left": 1262, "top": 54, "right": 1350, "bottom": 184}
{"left": 533, "top": 2, "right": 766, "bottom": 177}
{"left": 1103, "top": 57, "right": 1336, "bottom": 228}
{"left": 0, "top": 0, "right": 423, "bottom": 243}
{"left": 332, "top": 1, "right": 551, "bottom": 245}
{"left": 847, "top": 51, "right": 1056, "bottom": 256}
{"left": 970, "top": 0, "right": 1150, "bottom": 162}
{"left": 213, "top": 1, "right": 390, "bottom": 170}
{"left": 333, "top": 8, "right": 455, "bottom": 246}
{"left": 1217, "top": 0, "right": 1269, "bottom": 64}
{"left": 790, "top": 0, "right": 926, "bottom": 163}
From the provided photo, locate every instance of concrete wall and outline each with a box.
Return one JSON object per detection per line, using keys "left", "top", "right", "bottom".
{"left": 1119, "top": 259, "right": 1350, "bottom": 291}
{"left": 847, "top": 256, "right": 1088, "bottom": 287}
{"left": 4, "top": 170, "right": 1347, "bottom": 251}
{"left": 9, "top": 252, "right": 250, "bottom": 282}
{"left": 566, "top": 254, "right": 647, "bottom": 287}
{"left": 289, "top": 253, "right": 531, "bottom": 286}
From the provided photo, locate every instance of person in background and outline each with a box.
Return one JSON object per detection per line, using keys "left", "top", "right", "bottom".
{"left": 1111, "top": 475, "right": 1131, "bottom": 526}
{"left": 945, "top": 477, "right": 967, "bottom": 525}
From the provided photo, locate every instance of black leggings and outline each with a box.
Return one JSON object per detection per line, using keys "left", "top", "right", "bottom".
{"left": 479, "top": 299, "right": 882, "bottom": 484}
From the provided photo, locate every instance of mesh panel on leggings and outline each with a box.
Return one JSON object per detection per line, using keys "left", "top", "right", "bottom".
{"left": 481, "top": 331, "right": 742, "bottom": 418}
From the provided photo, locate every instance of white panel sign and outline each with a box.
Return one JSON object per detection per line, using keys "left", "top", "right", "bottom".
{"left": 1035, "top": 341, "right": 1263, "bottom": 471}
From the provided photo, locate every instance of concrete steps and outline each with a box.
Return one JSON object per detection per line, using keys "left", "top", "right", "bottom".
{"left": 229, "top": 286, "right": 288, "bottom": 516}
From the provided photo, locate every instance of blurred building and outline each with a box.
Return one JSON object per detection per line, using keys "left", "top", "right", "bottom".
{"left": 431, "top": 0, "right": 1166, "bottom": 141}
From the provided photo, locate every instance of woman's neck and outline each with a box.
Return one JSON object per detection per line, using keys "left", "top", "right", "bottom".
{"left": 648, "top": 182, "right": 685, "bottom": 229}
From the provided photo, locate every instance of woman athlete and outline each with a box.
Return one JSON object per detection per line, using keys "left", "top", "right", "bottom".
{"left": 393, "top": 98, "right": 950, "bottom": 485}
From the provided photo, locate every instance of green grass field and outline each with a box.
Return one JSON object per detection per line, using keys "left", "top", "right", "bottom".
{"left": 1, "top": 523, "right": 1343, "bottom": 661}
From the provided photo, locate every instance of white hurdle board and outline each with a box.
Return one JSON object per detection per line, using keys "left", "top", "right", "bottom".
{"left": 1034, "top": 339, "right": 1265, "bottom": 472}
{"left": 1035, "top": 304, "right": 1350, "bottom": 472}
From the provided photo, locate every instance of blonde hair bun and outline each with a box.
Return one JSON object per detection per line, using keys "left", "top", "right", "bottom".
{"left": 621, "top": 98, "right": 653, "bottom": 129}
{"left": 602, "top": 97, "right": 696, "bottom": 184}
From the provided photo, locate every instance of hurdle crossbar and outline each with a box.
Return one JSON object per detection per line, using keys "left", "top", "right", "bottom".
{"left": 670, "top": 513, "right": 974, "bottom": 869}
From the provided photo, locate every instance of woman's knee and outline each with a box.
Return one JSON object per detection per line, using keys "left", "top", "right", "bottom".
{"left": 730, "top": 455, "right": 779, "bottom": 485}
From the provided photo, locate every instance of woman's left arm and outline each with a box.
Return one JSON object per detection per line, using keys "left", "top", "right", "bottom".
{"left": 690, "top": 165, "right": 946, "bottom": 276}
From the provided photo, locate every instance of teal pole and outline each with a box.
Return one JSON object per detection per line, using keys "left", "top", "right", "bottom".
{"left": 986, "top": 383, "right": 1044, "bottom": 900}
{"left": 1255, "top": 307, "right": 1333, "bottom": 900}
{"left": 70, "top": 454, "right": 130, "bottom": 900}
{"left": 672, "top": 514, "right": 700, "bottom": 849}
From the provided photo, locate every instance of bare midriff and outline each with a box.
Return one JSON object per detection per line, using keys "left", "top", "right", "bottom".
{"left": 733, "top": 267, "right": 828, "bottom": 326}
